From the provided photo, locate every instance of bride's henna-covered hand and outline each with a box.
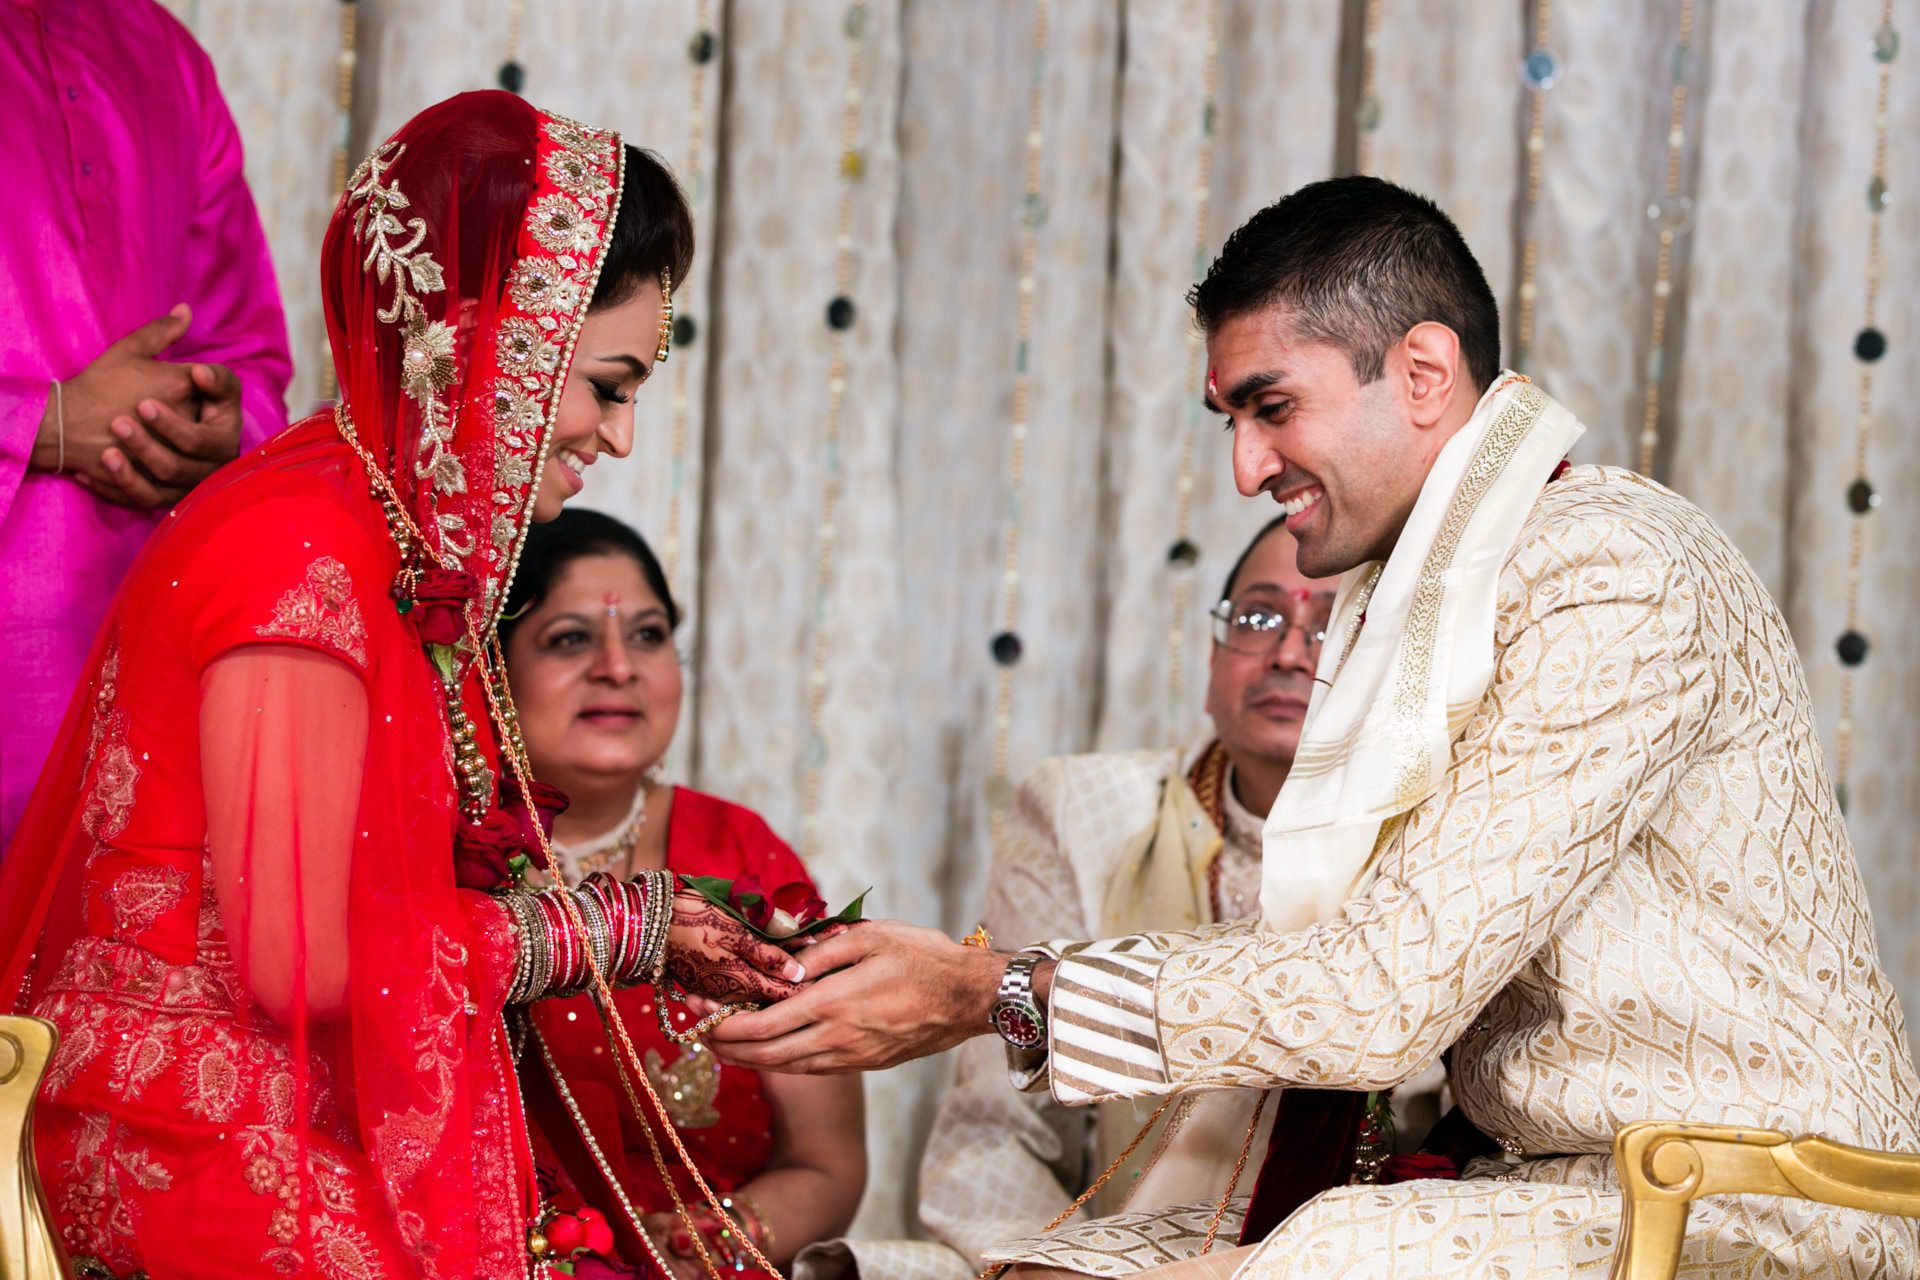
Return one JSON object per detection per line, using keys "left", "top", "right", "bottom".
{"left": 666, "top": 890, "right": 807, "bottom": 1005}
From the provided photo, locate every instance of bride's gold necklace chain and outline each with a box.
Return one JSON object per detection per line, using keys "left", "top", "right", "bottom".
{"left": 339, "top": 406, "right": 775, "bottom": 1280}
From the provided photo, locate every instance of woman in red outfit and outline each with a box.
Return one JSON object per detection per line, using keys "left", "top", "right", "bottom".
{"left": 0, "top": 93, "right": 803, "bottom": 1280}
{"left": 501, "top": 509, "right": 867, "bottom": 1277}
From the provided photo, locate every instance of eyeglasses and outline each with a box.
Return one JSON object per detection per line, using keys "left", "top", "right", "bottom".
{"left": 1208, "top": 595, "right": 1332, "bottom": 657}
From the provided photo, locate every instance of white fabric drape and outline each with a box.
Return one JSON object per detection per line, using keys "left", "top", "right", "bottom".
{"left": 163, "top": 0, "right": 1920, "bottom": 1241}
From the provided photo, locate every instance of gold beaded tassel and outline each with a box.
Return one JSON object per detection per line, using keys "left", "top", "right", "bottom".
{"left": 1354, "top": 0, "right": 1384, "bottom": 175}
{"left": 798, "top": 6, "right": 870, "bottom": 863}
{"left": 1162, "top": 0, "right": 1222, "bottom": 749}
{"left": 984, "top": 0, "right": 1052, "bottom": 846}
{"left": 1514, "top": 0, "right": 1560, "bottom": 371}
{"left": 320, "top": 0, "right": 359, "bottom": 403}
{"left": 1833, "top": 4, "right": 1899, "bottom": 814}
{"left": 1635, "top": 0, "right": 1698, "bottom": 478}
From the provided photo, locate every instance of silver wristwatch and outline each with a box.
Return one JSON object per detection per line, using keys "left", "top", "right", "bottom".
{"left": 988, "top": 952, "right": 1048, "bottom": 1050}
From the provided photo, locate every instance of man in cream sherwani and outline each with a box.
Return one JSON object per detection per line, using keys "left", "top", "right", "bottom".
{"left": 797, "top": 522, "right": 1345, "bottom": 1280}
{"left": 711, "top": 176, "right": 1920, "bottom": 1278}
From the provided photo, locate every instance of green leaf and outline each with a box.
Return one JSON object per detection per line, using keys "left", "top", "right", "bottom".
{"left": 547, "top": 1259, "right": 575, "bottom": 1276}
{"left": 679, "top": 875, "right": 757, "bottom": 926}
{"left": 427, "top": 642, "right": 461, "bottom": 685}
{"left": 679, "top": 876, "right": 869, "bottom": 941}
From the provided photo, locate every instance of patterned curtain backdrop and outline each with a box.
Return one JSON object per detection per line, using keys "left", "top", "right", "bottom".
{"left": 162, "top": 0, "right": 1919, "bottom": 1241}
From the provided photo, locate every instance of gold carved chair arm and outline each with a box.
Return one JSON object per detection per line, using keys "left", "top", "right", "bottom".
{"left": 1609, "top": 1119, "right": 1920, "bottom": 1280}
{"left": 0, "top": 1015, "right": 69, "bottom": 1280}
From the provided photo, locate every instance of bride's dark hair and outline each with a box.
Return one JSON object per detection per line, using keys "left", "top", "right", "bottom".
{"left": 592, "top": 144, "right": 695, "bottom": 310}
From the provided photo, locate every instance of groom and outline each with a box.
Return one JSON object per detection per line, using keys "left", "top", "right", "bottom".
{"left": 713, "top": 177, "right": 1920, "bottom": 1277}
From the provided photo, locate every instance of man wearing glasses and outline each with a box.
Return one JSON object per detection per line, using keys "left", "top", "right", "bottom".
{"left": 797, "top": 519, "right": 1337, "bottom": 1280}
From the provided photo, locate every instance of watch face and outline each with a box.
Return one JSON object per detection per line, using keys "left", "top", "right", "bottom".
{"left": 990, "top": 1000, "right": 1044, "bottom": 1050}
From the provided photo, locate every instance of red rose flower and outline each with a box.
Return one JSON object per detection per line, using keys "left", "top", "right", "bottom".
{"left": 576, "top": 1206, "right": 615, "bottom": 1257}
{"left": 453, "top": 808, "right": 523, "bottom": 890}
{"left": 766, "top": 881, "right": 828, "bottom": 938}
{"left": 544, "top": 1211, "right": 587, "bottom": 1255}
{"left": 503, "top": 777, "right": 570, "bottom": 850}
{"left": 1381, "top": 1152, "right": 1459, "bottom": 1183}
{"left": 729, "top": 875, "right": 773, "bottom": 930}
{"left": 410, "top": 568, "right": 478, "bottom": 647}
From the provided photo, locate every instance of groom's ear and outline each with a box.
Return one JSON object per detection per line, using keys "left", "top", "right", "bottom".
{"left": 1398, "top": 321, "right": 1462, "bottom": 430}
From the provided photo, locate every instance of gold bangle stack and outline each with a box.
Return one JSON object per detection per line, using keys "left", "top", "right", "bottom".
{"left": 498, "top": 869, "right": 675, "bottom": 1005}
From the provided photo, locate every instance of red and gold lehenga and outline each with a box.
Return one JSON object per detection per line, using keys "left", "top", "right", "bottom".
{"left": 0, "top": 92, "right": 645, "bottom": 1280}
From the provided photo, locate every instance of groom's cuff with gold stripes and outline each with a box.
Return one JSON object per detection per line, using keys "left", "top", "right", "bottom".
{"left": 1041, "top": 934, "right": 1173, "bottom": 1105}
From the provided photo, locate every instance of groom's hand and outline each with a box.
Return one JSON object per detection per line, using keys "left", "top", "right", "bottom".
{"left": 701, "top": 920, "right": 1017, "bottom": 1073}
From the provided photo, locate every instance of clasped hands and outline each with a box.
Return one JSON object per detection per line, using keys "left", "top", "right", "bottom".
{"left": 663, "top": 912, "right": 1027, "bottom": 1074}
{"left": 34, "top": 303, "right": 245, "bottom": 508}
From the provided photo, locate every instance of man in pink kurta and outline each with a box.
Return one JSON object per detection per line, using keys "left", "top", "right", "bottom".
{"left": 0, "top": 0, "right": 292, "bottom": 846}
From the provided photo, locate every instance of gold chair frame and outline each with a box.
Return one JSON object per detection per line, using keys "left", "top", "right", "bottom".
{"left": 1610, "top": 1119, "right": 1920, "bottom": 1280}
{"left": 0, "top": 1015, "right": 67, "bottom": 1280}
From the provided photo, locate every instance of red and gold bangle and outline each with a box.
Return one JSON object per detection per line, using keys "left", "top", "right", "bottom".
{"left": 537, "top": 890, "right": 583, "bottom": 995}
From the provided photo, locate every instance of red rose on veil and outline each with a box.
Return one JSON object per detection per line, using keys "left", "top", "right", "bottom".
{"left": 452, "top": 808, "right": 523, "bottom": 889}
{"left": 410, "top": 568, "right": 479, "bottom": 646}
{"left": 503, "top": 777, "right": 570, "bottom": 850}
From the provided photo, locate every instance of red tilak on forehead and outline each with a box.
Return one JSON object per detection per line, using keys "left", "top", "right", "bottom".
{"left": 1207, "top": 365, "right": 1219, "bottom": 398}
{"left": 603, "top": 592, "right": 621, "bottom": 618}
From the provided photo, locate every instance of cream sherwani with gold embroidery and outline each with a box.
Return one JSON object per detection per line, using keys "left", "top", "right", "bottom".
{"left": 1037, "top": 464, "right": 1920, "bottom": 1277}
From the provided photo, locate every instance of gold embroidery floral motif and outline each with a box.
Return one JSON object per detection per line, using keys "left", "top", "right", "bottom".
{"left": 54, "top": 1111, "right": 173, "bottom": 1268}
{"left": 107, "top": 865, "right": 188, "bottom": 941}
{"left": 255, "top": 557, "right": 369, "bottom": 667}
{"left": 82, "top": 644, "right": 139, "bottom": 841}
{"left": 644, "top": 1043, "right": 722, "bottom": 1129}
{"left": 369, "top": 928, "right": 465, "bottom": 1191}
{"left": 345, "top": 140, "right": 466, "bottom": 557}
{"left": 474, "top": 116, "right": 624, "bottom": 618}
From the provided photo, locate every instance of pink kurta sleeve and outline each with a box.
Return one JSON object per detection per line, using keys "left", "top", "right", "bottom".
{"left": 0, "top": 377, "right": 49, "bottom": 526}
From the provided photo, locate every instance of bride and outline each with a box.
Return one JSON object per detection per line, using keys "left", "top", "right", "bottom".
{"left": 0, "top": 90, "right": 799, "bottom": 1280}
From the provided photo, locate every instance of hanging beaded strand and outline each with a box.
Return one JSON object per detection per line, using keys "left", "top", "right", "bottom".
{"left": 1834, "top": 4, "right": 1899, "bottom": 813}
{"left": 665, "top": 0, "right": 715, "bottom": 588}
{"left": 798, "top": 6, "right": 869, "bottom": 863}
{"left": 1161, "top": 0, "right": 1222, "bottom": 749}
{"left": 320, "top": 0, "right": 359, "bottom": 403}
{"left": 478, "top": 634, "right": 779, "bottom": 1280}
{"left": 985, "top": 0, "right": 1052, "bottom": 845}
{"left": 1635, "top": 0, "right": 1698, "bottom": 478}
{"left": 497, "top": 0, "right": 526, "bottom": 94}
{"left": 334, "top": 407, "right": 496, "bottom": 820}
{"left": 1514, "top": 0, "right": 1561, "bottom": 371}
{"left": 1354, "top": 0, "right": 1384, "bottom": 175}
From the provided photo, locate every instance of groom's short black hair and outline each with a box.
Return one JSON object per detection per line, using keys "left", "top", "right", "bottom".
{"left": 1190, "top": 176, "right": 1501, "bottom": 393}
